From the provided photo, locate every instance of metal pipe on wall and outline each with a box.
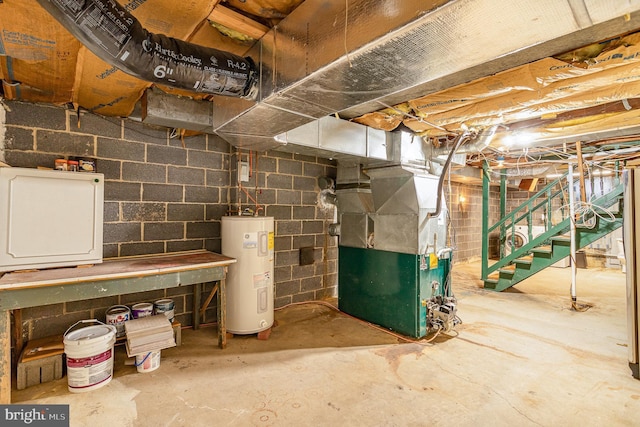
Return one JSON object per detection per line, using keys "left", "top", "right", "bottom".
{"left": 568, "top": 163, "right": 577, "bottom": 304}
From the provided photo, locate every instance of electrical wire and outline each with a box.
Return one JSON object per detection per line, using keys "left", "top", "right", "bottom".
{"left": 444, "top": 161, "right": 459, "bottom": 252}
{"left": 236, "top": 149, "right": 264, "bottom": 215}
{"left": 343, "top": 0, "right": 352, "bottom": 67}
{"left": 555, "top": 200, "right": 618, "bottom": 230}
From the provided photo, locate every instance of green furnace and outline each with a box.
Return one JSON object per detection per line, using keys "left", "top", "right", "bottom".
{"left": 334, "top": 164, "right": 459, "bottom": 338}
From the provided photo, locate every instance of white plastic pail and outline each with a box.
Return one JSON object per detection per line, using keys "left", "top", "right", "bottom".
{"left": 132, "top": 302, "right": 154, "bottom": 318}
{"left": 64, "top": 319, "right": 116, "bottom": 393}
{"left": 135, "top": 350, "right": 161, "bottom": 373}
{"left": 105, "top": 305, "right": 130, "bottom": 338}
{"left": 154, "top": 299, "right": 175, "bottom": 323}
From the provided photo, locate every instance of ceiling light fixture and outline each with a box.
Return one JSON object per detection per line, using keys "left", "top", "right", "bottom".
{"left": 501, "top": 131, "right": 535, "bottom": 148}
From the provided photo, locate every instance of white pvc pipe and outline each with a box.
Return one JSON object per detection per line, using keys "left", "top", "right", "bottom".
{"left": 568, "top": 163, "right": 577, "bottom": 303}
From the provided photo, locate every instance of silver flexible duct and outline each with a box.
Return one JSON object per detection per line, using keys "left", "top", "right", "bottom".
{"left": 427, "top": 132, "right": 473, "bottom": 220}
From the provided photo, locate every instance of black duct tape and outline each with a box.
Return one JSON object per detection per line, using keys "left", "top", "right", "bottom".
{"left": 37, "top": 0, "right": 258, "bottom": 99}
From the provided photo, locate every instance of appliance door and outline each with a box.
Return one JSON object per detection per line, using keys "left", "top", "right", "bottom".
{"left": 505, "top": 229, "right": 527, "bottom": 256}
{"left": 624, "top": 168, "right": 640, "bottom": 379}
{"left": 0, "top": 167, "right": 104, "bottom": 272}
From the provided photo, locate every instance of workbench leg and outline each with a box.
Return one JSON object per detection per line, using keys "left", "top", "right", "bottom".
{"left": 0, "top": 310, "right": 11, "bottom": 403}
{"left": 218, "top": 275, "right": 227, "bottom": 349}
{"left": 193, "top": 283, "right": 201, "bottom": 330}
{"left": 12, "top": 309, "right": 22, "bottom": 367}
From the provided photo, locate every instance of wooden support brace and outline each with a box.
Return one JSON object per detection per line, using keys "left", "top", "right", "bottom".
{"left": 200, "top": 283, "right": 219, "bottom": 318}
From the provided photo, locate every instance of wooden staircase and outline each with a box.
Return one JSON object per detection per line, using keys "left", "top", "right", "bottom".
{"left": 482, "top": 172, "right": 624, "bottom": 292}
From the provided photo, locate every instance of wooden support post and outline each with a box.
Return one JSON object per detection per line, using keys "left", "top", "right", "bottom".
{"left": 193, "top": 283, "right": 201, "bottom": 330}
{"left": 218, "top": 270, "right": 227, "bottom": 349}
{"left": 0, "top": 310, "right": 11, "bottom": 403}
{"left": 12, "top": 309, "right": 22, "bottom": 367}
{"left": 499, "top": 172, "right": 507, "bottom": 258}
{"left": 482, "top": 161, "right": 490, "bottom": 280}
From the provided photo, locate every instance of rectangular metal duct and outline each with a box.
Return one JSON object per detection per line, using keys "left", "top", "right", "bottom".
{"left": 367, "top": 167, "right": 439, "bottom": 215}
{"left": 211, "top": 0, "right": 640, "bottom": 153}
{"left": 273, "top": 116, "right": 382, "bottom": 160}
{"left": 335, "top": 163, "right": 448, "bottom": 254}
{"left": 142, "top": 89, "right": 213, "bottom": 132}
{"left": 365, "top": 166, "right": 446, "bottom": 254}
{"left": 335, "top": 189, "right": 374, "bottom": 249}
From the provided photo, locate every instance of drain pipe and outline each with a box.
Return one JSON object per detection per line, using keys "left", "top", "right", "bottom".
{"left": 568, "top": 162, "right": 578, "bottom": 305}
{"left": 427, "top": 131, "right": 473, "bottom": 219}
{"left": 37, "top": 0, "right": 257, "bottom": 98}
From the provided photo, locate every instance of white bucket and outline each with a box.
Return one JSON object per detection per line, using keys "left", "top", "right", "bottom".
{"left": 64, "top": 319, "right": 116, "bottom": 393}
{"left": 132, "top": 302, "right": 154, "bottom": 318}
{"left": 105, "top": 305, "right": 130, "bottom": 338}
{"left": 154, "top": 299, "right": 175, "bottom": 323}
{"left": 135, "top": 350, "right": 161, "bottom": 373}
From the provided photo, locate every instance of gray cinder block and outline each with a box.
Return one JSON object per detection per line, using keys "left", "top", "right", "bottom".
{"left": 17, "top": 354, "right": 64, "bottom": 390}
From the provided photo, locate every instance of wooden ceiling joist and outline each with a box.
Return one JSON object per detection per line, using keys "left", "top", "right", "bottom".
{"left": 208, "top": 5, "right": 269, "bottom": 40}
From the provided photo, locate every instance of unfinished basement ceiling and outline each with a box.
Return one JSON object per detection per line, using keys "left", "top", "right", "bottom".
{"left": 3, "top": 0, "right": 640, "bottom": 169}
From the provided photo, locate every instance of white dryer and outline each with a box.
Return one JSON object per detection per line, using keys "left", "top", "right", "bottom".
{"left": 505, "top": 225, "right": 545, "bottom": 255}
{"left": 505, "top": 225, "right": 527, "bottom": 255}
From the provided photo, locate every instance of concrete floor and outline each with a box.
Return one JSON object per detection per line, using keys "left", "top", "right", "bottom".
{"left": 13, "top": 262, "right": 640, "bottom": 426}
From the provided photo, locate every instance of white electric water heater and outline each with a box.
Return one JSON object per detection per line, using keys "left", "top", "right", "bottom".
{"left": 221, "top": 216, "right": 274, "bottom": 334}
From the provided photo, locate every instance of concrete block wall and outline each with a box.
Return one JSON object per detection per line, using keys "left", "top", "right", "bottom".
{"left": 448, "top": 182, "right": 501, "bottom": 262}
{"left": 506, "top": 180, "right": 549, "bottom": 228}
{"left": 0, "top": 100, "right": 337, "bottom": 344}
{"left": 229, "top": 150, "right": 338, "bottom": 307}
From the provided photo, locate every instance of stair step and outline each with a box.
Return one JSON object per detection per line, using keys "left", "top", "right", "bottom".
{"left": 514, "top": 255, "right": 533, "bottom": 264}
{"left": 487, "top": 272, "right": 500, "bottom": 281}
{"left": 484, "top": 181, "right": 624, "bottom": 292}
{"left": 498, "top": 264, "right": 516, "bottom": 274}
{"left": 483, "top": 279, "right": 498, "bottom": 290}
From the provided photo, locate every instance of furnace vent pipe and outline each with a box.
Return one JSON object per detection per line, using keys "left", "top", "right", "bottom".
{"left": 37, "top": 0, "right": 257, "bottom": 98}
{"left": 427, "top": 131, "right": 472, "bottom": 220}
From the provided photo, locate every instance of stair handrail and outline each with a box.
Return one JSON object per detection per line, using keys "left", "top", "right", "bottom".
{"left": 487, "top": 170, "right": 569, "bottom": 236}
{"left": 482, "top": 170, "right": 570, "bottom": 280}
{"left": 482, "top": 173, "right": 624, "bottom": 281}
{"left": 484, "top": 181, "right": 624, "bottom": 290}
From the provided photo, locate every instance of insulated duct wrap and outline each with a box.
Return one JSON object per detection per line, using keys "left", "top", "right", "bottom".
{"left": 37, "top": 0, "right": 257, "bottom": 98}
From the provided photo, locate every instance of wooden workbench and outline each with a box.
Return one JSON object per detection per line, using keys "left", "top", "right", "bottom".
{"left": 0, "top": 250, "right": 236, "bottom": 403}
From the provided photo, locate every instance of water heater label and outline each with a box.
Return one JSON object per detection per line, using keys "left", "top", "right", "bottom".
{"left": 253, "top": 271, "right": 270, "bottom": 288}
{"left": 243, "top": 232, "right": 257, "bottom": 249}
{"left": 268, "top": 232, "right": 274, "bottom": 250}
